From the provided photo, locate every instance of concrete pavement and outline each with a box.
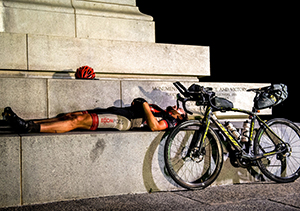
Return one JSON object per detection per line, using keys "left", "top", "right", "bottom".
{"left": 2, "top": 179, "right": 300, "bottom": 211}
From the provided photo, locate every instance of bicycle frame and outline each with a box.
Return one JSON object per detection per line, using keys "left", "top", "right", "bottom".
{"left": 198, "top": 106, "right": 287, "bottom": 160}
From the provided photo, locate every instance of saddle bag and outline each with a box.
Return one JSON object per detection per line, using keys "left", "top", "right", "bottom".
{"left": 254, "top": 84, "right": 288, "bottom": 109}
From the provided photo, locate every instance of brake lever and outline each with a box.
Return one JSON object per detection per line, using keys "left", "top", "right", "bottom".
{"left": 182, "top": 98, "right": 193, "bottom": 115}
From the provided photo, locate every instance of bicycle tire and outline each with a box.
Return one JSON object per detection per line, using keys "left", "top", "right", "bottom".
{"left": 164, "top": 120, "right": 223, "bottom": 189}
{"left": 254, "top": 118, "right": 300, "bottom": 183}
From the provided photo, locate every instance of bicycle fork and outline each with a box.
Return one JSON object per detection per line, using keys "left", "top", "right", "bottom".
{"left": 184, "top": 107, "right": 214, "bottom": 163}
{"left": 183, "top": 110, "right": 212, "bottom": 163}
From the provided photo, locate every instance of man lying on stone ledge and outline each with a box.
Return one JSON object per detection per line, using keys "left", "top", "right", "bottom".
{"left": 2, "top": 98, "right": 187, "bottom": 133}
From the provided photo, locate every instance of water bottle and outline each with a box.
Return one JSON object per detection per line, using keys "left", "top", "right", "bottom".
{"left": 225, "top": 121, "right": 240, "bottom": 140}
{"left": 241, "top": 120, "right": 250, "bottom": 143}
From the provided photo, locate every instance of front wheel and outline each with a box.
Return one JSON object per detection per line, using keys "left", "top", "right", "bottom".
{"left": 254, "top": 118, "right": 300, "bottom": 183}
{"left": 164, "top": 120, "right": 223, "bottom": 189}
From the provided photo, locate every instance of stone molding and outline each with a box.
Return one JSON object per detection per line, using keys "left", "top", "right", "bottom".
{"left": 1, "top": 0, "right": 150, "bottom": 19}
{"left": 0, "top": 0, "right": 154, "bottom": 41}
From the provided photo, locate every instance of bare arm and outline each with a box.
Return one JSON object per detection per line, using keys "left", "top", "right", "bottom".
{"left": 142, "top": 102, "right": 168, "bottom": 131}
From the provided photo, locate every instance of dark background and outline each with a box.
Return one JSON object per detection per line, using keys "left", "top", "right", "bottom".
{"left": 137, "top": 1, "right": 298, "bottom": 122}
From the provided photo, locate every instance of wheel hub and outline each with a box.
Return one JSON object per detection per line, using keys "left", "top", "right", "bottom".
{"left": 276, "top": 143, "right": 292, "bottom": 160}
{"left": 190, "top": 147, "right": 205, "bottom": 163}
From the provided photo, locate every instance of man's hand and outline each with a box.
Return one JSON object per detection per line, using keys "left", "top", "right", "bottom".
{"left": 132, "top": 98, "right": 147, "bottom": 108}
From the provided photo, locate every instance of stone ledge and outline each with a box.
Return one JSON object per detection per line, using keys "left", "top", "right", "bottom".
{"left": 0, "top": 130, "right": 266, "bottom": 207}
{"left": 0, "top": 32, "right": 209, "bottom": 76}
{"left": 26, "top": 34, "right": 209, "bottom": 76}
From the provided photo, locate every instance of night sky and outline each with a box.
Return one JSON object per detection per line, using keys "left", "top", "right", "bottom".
{"left": 137, "top": 1, "right": 298, "bottom": 122}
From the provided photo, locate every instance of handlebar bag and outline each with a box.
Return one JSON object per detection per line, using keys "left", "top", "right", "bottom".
{"left": 254, "top": 84, "right": 288, "bottom": 109}
{"left": 188, "top": 84, "right": 201, "bottom": 92}
{"left": 212, "top": 97, "right": 233, "bottom": 111}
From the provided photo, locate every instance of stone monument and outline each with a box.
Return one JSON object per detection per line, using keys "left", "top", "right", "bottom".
{"left": 0, "top": 0, "right": 271, "bottom": 207}
{"left": 0, "top": 0, "right": 270, "bottom": 119}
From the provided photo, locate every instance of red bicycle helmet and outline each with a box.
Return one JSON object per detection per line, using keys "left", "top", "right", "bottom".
{"left": 75, "top": 66, "right": 96, "bottom": 79}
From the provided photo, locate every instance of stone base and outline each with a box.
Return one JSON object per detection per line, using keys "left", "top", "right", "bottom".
{"left": 0, "top": 131, "right": 267, "bottom": 208}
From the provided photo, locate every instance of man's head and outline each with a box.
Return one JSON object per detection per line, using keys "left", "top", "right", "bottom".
{"left": 166, "top": 106, "right": 188, "bottom": 122}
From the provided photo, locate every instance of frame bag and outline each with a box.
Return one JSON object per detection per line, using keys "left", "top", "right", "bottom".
{"left": 212, "top": 97, "right": 234, "bottom": 111}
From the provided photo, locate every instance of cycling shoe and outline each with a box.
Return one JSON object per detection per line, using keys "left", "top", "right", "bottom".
{"left": 2, "top": 107, "right": 29, "bottom": 132}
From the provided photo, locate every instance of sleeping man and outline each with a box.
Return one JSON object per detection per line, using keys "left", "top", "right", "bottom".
{"left": 2, "top": 98, "right": 187, "bottom": 133}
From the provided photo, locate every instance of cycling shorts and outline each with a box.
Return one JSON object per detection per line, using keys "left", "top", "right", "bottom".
{"left": 83, "top": 111, "right": 131, "bottom": 131}
{"left": 82, "top": 105, "right": 178, "bottom": 131}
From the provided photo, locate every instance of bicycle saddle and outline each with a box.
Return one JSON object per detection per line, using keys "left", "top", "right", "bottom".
{"left": 247, "top": 88, "right": 260, "bottom": 92}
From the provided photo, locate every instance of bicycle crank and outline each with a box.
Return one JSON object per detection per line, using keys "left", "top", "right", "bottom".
{"left": 236, "top": 152, "right": 253, "bottom": 168}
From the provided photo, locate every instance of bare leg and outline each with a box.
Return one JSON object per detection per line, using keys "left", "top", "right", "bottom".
{"left": 2, "top": 107, "right": 92, "bottom": 133}
{"left": 33, "top": 112, "right": 84, "bottom": 124}
{"left": 40, "top": 113, "right": 92, "bottom": 133}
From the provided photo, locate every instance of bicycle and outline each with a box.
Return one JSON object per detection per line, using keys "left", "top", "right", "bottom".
{"left": 164, "top": 81, "right": 300, "bottom": 189}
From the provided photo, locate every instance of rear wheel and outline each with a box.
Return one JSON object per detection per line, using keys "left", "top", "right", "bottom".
{"left": 164, "top": 120, "right": 223, "bottom": 189}
{"left": 254, "top": 118, "right": 300, "bottom": 182}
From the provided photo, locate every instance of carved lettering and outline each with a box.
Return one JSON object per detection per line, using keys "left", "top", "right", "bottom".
{"left": 152, "top": 86, "right": 248, "bottom": 96}
{"left": 152, "top": 86, "right": 177, "bottom": 92}
{"left": 214, "top": 87, "right": 247, "bottom": 92}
